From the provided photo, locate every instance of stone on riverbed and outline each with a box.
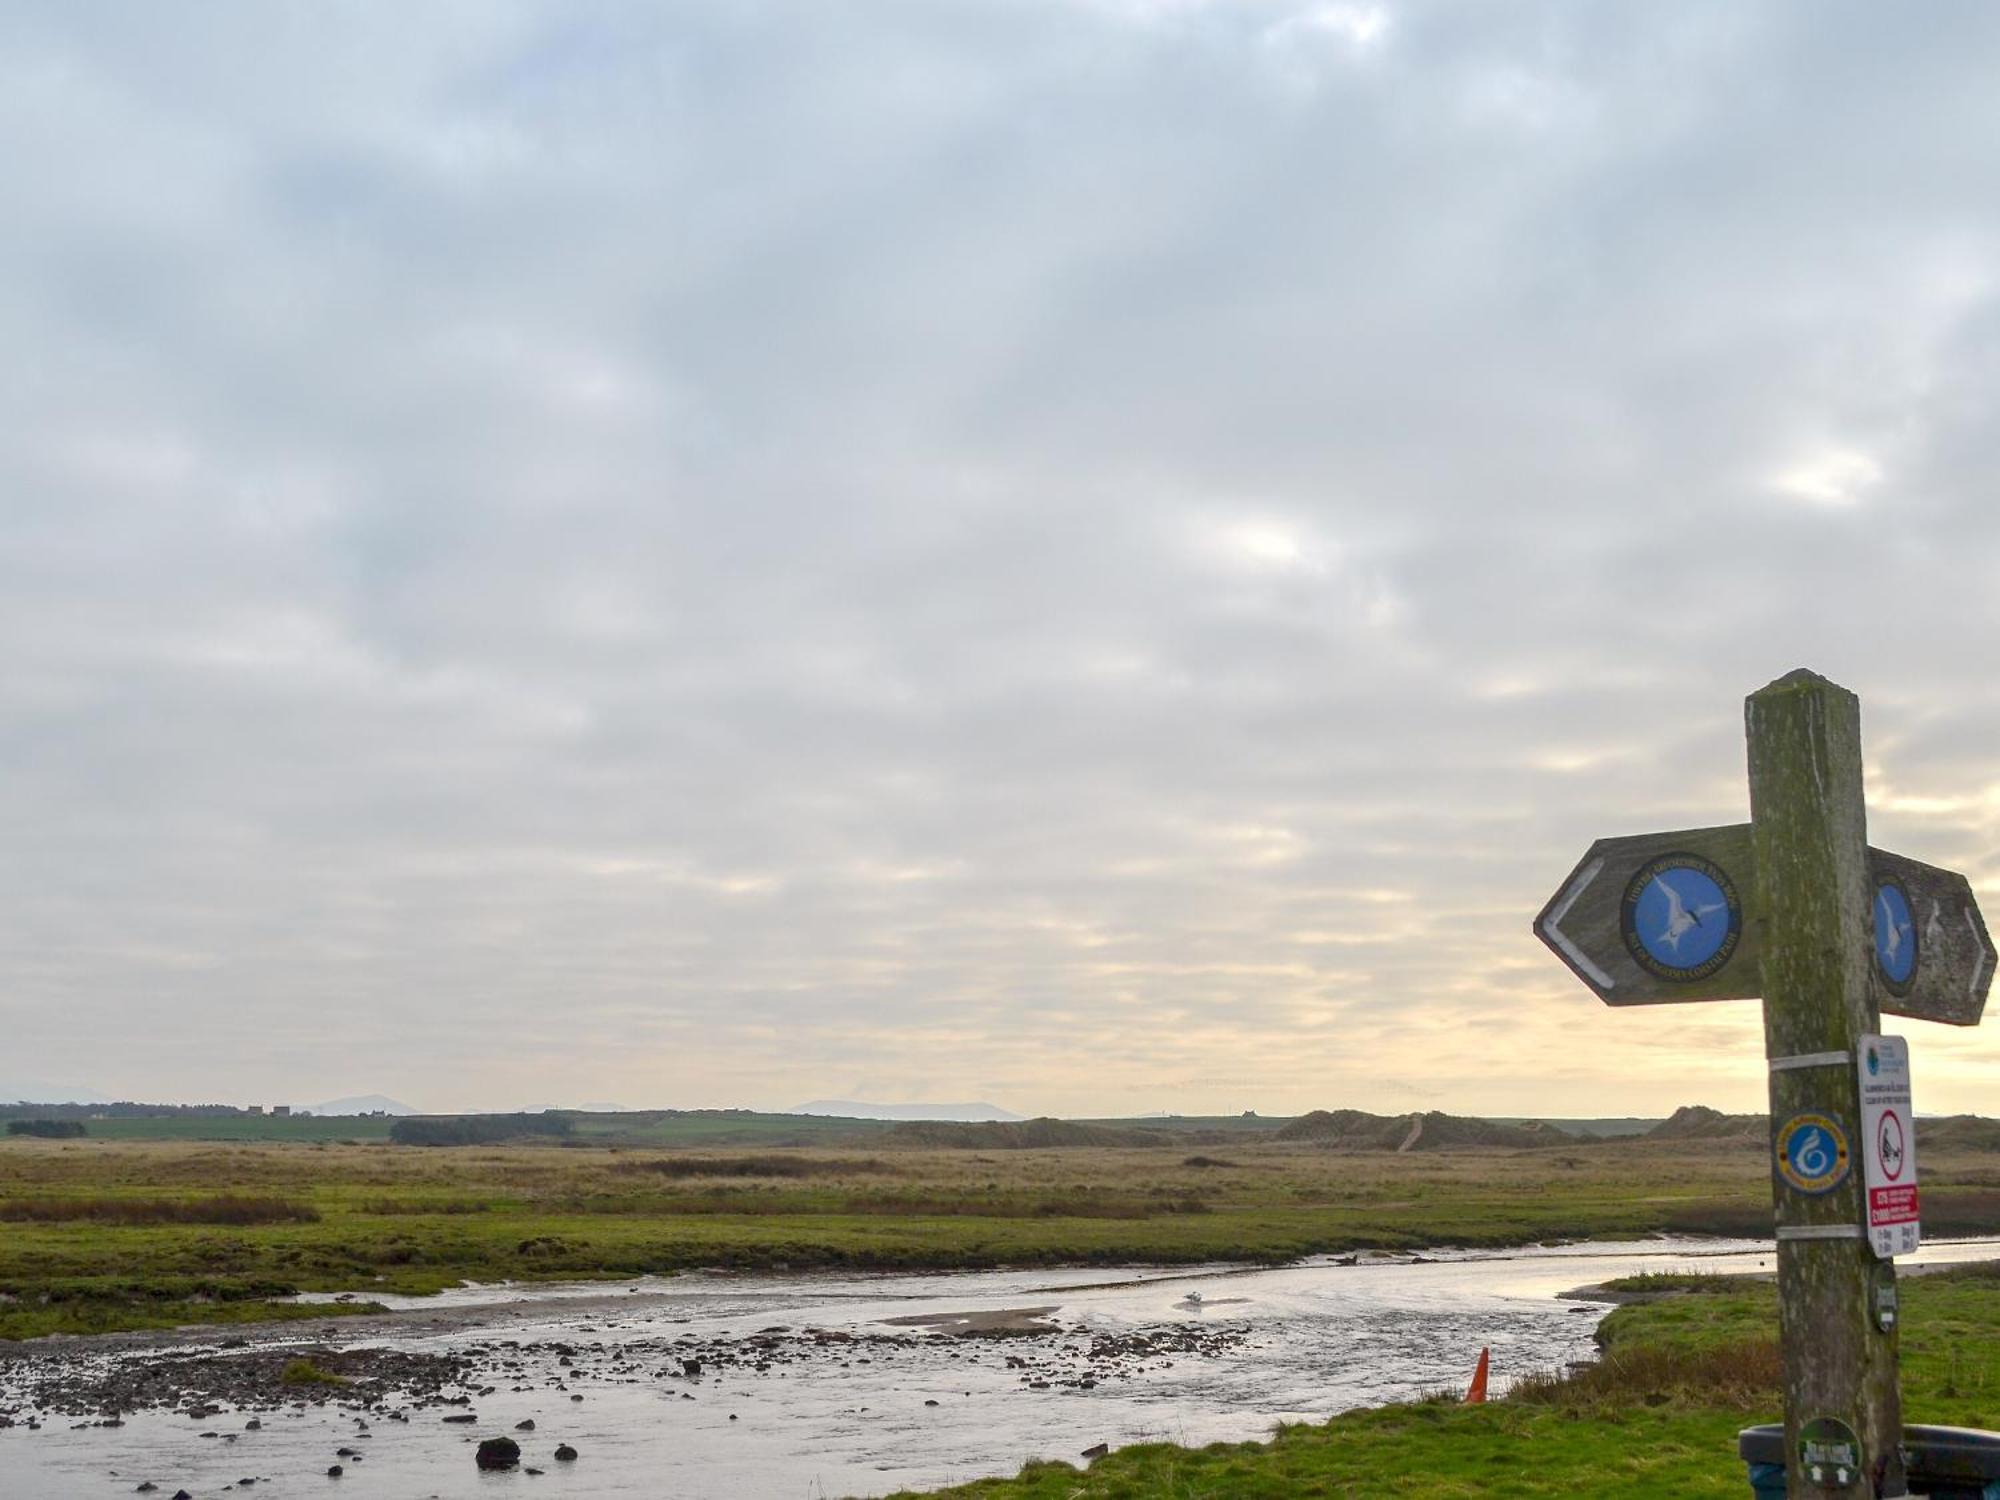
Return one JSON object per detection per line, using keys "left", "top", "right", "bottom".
{"left": 475, "top": 1437, "right": 521, "bottom": 1470}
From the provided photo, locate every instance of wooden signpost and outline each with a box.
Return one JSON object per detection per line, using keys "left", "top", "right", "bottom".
{"left": 1534, "top": 670, "right": 1995, "bottom": 1499}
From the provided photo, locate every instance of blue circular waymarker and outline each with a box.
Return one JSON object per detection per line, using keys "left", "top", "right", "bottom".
{"left": 1621, "top": 854, "right": 1742, "bottom": 981}
{"left": 1776, "top": 1112, "right": 1850, "bottom": 1195}
{"left": 1874, "top": 879, "right": 1917, "bottom": 992}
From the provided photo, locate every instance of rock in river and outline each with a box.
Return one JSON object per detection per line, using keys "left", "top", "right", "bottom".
{"left": 475, "top": 1437, "right": 521, "bottom": 1471}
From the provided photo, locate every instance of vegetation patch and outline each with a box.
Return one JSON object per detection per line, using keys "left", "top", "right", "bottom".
{"left": 0, "top": 1282, "right": 382, "bottom": 1341}
{"left": 610, "top": 1154, "right": 898, "bottom": 1179}
{"left": 1511, "top": 1336, "right": 1781, "bottom": 1413}
{"left": 279, "top": 1356, "right": 350, "bottom": 1387}
{"left": 389, "top": 1113, "right": 575, "bottom": 1147}
{"left": 880, "top": 1119, "right": 1165, "bottom": 1149}
{"left": 1598, "top": 1272, "right": 1751, "bottom": 1296}
{"left": 0, "top": 1194, "right": 319, "bottom": 1225}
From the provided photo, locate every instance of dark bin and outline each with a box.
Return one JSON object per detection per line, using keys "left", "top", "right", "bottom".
{"left": 1739, "top": 1424, "right": 2000, "bottom": 1499}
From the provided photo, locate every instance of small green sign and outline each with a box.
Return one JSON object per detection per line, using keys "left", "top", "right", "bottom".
{"left": 1871, "top": 1263, "right": 1899, "bottom": 1333}
{"left": 1798, "top": 1415, "right": 1862, "bottom": 1488}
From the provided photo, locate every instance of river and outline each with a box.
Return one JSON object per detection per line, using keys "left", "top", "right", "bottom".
{"left": 4, "top": 1235, "right": 1995, "bottom": 1499}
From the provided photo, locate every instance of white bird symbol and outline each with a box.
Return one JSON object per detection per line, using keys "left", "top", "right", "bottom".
{"left": 1654, "top": 876, "right": 1726, "bottom": 953}
{"left": 1879, "top": 890, "right": 1912, "bottom": 968}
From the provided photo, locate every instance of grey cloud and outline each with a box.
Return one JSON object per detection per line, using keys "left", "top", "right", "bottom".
{"left": 5, "top": 1, "right": 2000, "bottom": 1114}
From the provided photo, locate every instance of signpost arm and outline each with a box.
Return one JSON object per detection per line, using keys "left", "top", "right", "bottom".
{"left": 1746, "top": 670, "right": 1904, "bottom": 1497}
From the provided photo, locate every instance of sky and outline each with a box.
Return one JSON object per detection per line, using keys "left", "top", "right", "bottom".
{"left": 7, "top": 1, "right": 2000, "bottom": 1117}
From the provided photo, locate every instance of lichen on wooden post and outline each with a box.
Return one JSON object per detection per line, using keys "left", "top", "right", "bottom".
{"left": 1746, "top": 668, "right": 1904, "bottom": 1498}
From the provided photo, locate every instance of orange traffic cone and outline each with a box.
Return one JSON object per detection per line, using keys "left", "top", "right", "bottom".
{"left": 1463, "top": 1347, "right": 1490, "bottom": 1404}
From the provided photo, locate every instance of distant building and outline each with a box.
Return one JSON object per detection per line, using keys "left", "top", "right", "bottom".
{"left": 271, "top": 1105, "right": 291, "bottom": 1118}
{"left": 246, "top": 1105, "right": 264, "bottom": 1116}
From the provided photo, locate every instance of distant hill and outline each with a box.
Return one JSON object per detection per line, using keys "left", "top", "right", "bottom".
{"left": 881, "top": 1117, "right": 1159, "bottom": 1149}
{"left": 792, "top": 1100, "right": 1024, "bottom": 1122}
{"left": 1275, "top": 1109, "right": 1557, "bottom": 1151}
{"left": 1919, "top": 1115, "right": 2000, "bottom": 1152}
{"left": 1491, "top": 1116, "right": 1661, "bottom": 1139}
{"left": 1647, "top": 1105, "right": 1765, "bottom": 1141}
{"left": 308, "top": 1094, "right": 418, "bottom": 1117}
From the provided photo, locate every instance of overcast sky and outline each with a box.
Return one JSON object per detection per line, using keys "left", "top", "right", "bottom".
{"left": 7, "top": 1, "right": 2000, "bottom": 1117}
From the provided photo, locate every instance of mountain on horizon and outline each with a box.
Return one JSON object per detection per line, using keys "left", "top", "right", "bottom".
{"left": 791, "top": 1099, "right": 1024, "bottom": 1122}
{"left": 0, "top": 1080, "right": 111, "bottom": 1106}
{"left": 308, "top": 1094, "right": 418, "bottom": 1116}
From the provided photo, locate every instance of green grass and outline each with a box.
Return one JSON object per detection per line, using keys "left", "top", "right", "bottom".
{"left": 0, "top": 1287, "right": 383, "bottom": 1341}
{"left": 1597, "top": 1272, "right": 1750, "bottom": 1296}
{"left": 880, "top": 1266, "right": 2000, "bottom": 1500}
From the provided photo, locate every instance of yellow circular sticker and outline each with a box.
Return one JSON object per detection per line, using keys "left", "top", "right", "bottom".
{"left": 1776, "top": 1112, "right": 1851, "bottom": 1195}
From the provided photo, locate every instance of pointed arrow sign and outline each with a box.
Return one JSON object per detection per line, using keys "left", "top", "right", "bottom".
{"left": 1536, "top": 827, "right": 1992, "bottom": 1024}
{"left": 1868, "top": 847, "right": 1994, "bottom": 1026}
{"left": 1535, "top": 823, "right": 1760, "bottom": 1005}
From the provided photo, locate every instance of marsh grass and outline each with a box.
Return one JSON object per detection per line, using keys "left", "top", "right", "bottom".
{"left": 0, "top": 1194, "right": 319, "bottom": 1225}
{"left": 556, "top": 1187, "right": 1214, "bottom": 1218}
{"left": 611, "top": 1154, "right": 899, "bottom": 1179}
{"left": 1510, "top": 1336, "right": 1782, "bottom": 1413}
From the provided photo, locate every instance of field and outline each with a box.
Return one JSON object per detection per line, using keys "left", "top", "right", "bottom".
{"left": 50, "top": 1115, "right": 399, "bottom": 1144}
{"left": 2, "top": 1132, "right": 1999, "bottom": 1342}
{"left": 884, "top": 1264, "right": 2000, "bottom": 1500}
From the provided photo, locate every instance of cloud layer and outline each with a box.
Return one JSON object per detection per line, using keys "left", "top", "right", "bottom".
{"left": 6, "top": 1, "right": 2000, "bottom": 1114}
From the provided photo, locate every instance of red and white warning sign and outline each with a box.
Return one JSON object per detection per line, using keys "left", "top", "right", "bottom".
{"left": 1858, "top": 1034, "right": 1920, "bottom": 1258}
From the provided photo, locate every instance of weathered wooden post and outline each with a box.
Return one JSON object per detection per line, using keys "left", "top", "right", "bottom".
{"left": 1747, "top": 670, "right": 1900, "bottom": 1497}
{"left": 1533, "top": 668, "right": 1996, "bottom": 1498}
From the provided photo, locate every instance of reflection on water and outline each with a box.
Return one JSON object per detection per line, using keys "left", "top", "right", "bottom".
{"left": 4, "top": 1236, "right": 1995, "bottom": 1499}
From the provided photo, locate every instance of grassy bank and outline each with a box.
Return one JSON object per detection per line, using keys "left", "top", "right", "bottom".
{"left": 3, "top": 1135, "right": 1998, "bottom": 1341}
{"left": 881, "top": 1265, "right": 2000, "bottom": 1499}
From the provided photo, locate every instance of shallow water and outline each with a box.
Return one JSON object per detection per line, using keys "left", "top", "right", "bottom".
{"left": 6, "top": 1236, "right": 1996, "bottom": 1499}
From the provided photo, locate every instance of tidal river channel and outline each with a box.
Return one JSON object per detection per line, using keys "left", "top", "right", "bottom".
{"left": 4, "top": 1236, "right": 1996, "bottom": 1499}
